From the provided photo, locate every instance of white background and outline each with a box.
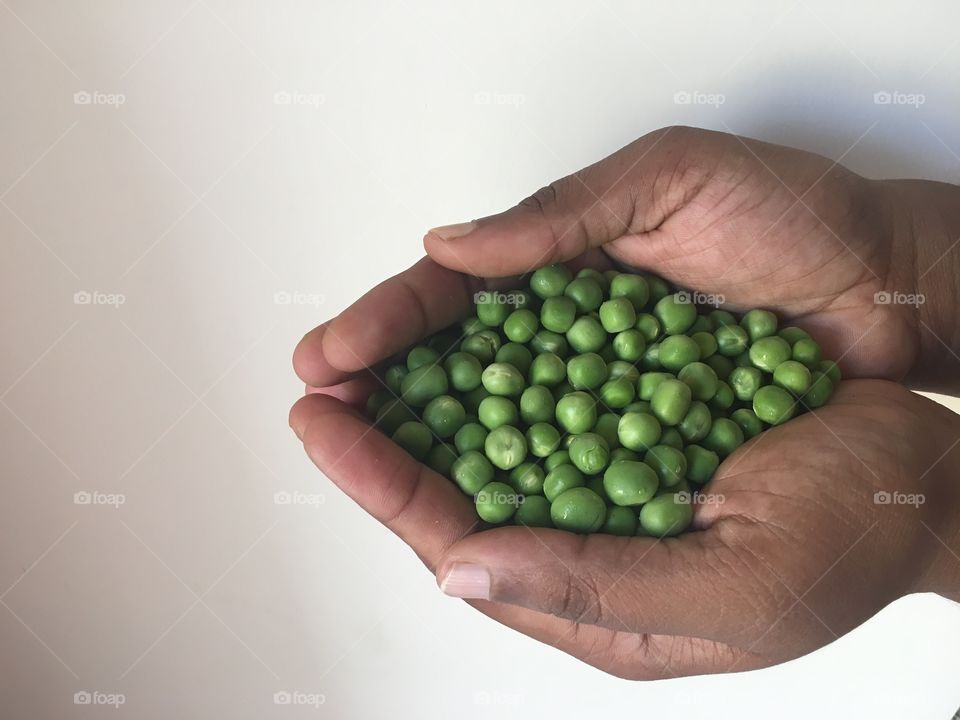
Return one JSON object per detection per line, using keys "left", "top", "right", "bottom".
{"left": 2, "top": 1, "right": 960, "bottom": 718}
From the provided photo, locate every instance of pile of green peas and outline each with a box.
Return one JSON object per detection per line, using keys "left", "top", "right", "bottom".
{"left": 365, "top": 265, "right": 841, "bottom": 537}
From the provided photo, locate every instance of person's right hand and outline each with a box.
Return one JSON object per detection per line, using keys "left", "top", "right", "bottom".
{"left": 424, "top": 126, "right": 958, "bottom": 389}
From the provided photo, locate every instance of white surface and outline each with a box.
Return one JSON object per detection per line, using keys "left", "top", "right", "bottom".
{"left": 2, "top": 1, "right": 959, "bottom": 718}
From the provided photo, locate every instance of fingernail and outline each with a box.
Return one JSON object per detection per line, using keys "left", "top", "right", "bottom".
{"left": 429, "top": 221, "right": 476, "bottom": 241}
{"left": 439, "top": 563, "right": 490, "bottom": 599}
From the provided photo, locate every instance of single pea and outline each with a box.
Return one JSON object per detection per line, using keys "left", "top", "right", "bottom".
{"left": 541, "top": 296, "right": 578, "bottom": 333}
{"left": 691, "top": 331, "right": 718, "bottom": 359}
{"left": 644, "top": 274, "right": 670, "bottom": 304}
{"left": 640, "top": 342, "right": 661, "bottom": 371}
{"left": 451, "top": 450, "right": 495, "bottom": 494}
{"left": 710, "top": 380, "right": 735, "bottom": 411}
{"left": 658, "top": 335, "right": 701, "bottom": 372}
{"left": 375, "top": 399, "right": 418, "bottom": 435}
{"left": 638, "top": 371, "right": 673, "bottom": 401}
{"left": 444, "top": 351, "right": 483, "bottom": 392}
{"left": 729, "top": 366, "right": 763, "bottom": 401}
{"left": 406, "top": 345, "right": 440, "bottom": 371}
{"left": 552, "top": 380, "right": 574, "bottom": 401}
{"left": 462, "top": 385, "right": 491, "bottom": 414}
{"left": 454, "top": 422, "right": 488, "bottom": 454}
{"left": 527, "top": 422, "right": 561, "bottom": 457}
{"left": 484, "top": 425, "right": 528, "bottom": 470}
{"left": 644, "top": 444, "right": 688, "bottom": 488}
{"left": 530, "top": 263, "right": 573, "bottom": 299}
{"left": 592, "top": 412, "right": 622, "bottom": 449}
{"left": 495, "top": 342, "right": 533, "bottom": 376}
{"left": 569, "top": 433, "right": 611, "bottom": 475}
{"left": 567, "top": 352, "right": 609, "bottom": 390}
{"left": 650, "top": 378, "right": 693, "bottom": 426}
{"left": 566, "top": 316, "right": 608, "bottom": 354}
{"left": 734, "top": 350, "right": 753, "bottom": 368}
{"left": 610, "top": 447, "right": 640, "bottom": 463}
{"left": 773, "top": 359, "right": 812, "bottom": 395}
{"left": 544, "top": 449, "right": 571, "bottom": 471}
{"left": 715, "top": 325, "right": 749, "bottom": 356}
{"left": 778, "top": 326, "right": 810, "bottom": 346}
{"left": 731, "top": 408, "right": 763, "bottom": 439}
{"left": 365, "top": 389, "right": 392, "bottom": 419}
{"left": 550, "top": 487, "right": 607, "bottom": 533}
{"left": 422, "top": 395, "right": 466, "bottom": 438}
{"left": 599, "top": 376, "right": 636, "bottom": 409}
{"left": 503, "top": 308, "right": 540, "bottom": 343}
{"left": 678, "top": 361, "right": 719, "bottom": 401}
{"left": 819, "top": 360, "right": 842, "bottom": 385}
{"left": 612, "top": 329, "right": 647, "bottom": 361}
{"left": 709, "top": 309, "right": 737, "bottom": 329}
{"left": 460, "top": 330, "right": 501, "bottom": 363}
{"left": 600, "top": 505, "right": 638, "bottom": 536}
{"left": 384, "top": 364, "right": 408, "bottom": 394}
{"left": 635, "top": 313, "right": 661, "bottom": 342}
{"left": 740, "top": 309, "right": 778, "bottom": 342}
{"left": 704, "top": 353, "right": 734, "bottom": 381}
{"left": 475, "top": 294, "right": 511, "bottom": 327}
{"left": 703, "top": 417, "right": 744, "bottom": 457}
{"left": 475, "top": 481, "right": 519, "bottom": 523}
{"left": 576, "top": 267, "right": 609, "bottom": 292}
{"left": 749, "top": 336, "right": 792, "bottom": 373}
{"left": 688, "top": 315, "right": 712, "bottom": 335}
{"left": 603, "top": 460, "right": 659, "bottom": 506}
{"left": 618, "top": 412, "right": 662, "bottom": 451}
{"left": 624, "top": 399, "right": 652, "bottom": 414}
{"left": 461, "top": 316, "right": 486, "bottom": 335}
{"left": 598, "top": 344, "right": 617, "bottom": 364}
{"left": 400, "top": 364, "right": 449, "bottom": 407}
{"left": 803, "top": 371, "right": 834, "bottom": 409}
{"left": 563, "top": 276, "right": 604, "bottom": 312}
{"left": 684, "top": 445, "right": 719, "bottom": 484}
{"left": 653, "top": 293, "right": 698, "bottom": 335}
{"left": 520, "top": 385, "right": 556, "bottom": 424}
{"left": 530, "top": 330, "right": 569, "bottom": 357}
{"left": 599, "top": 297, "right": 638, "bottom": 333}
{"left": 792, "top": 338, "right": 823, "bottom": 368}
{"left": 555, "top": 391, "right": 598, "bottom": 434}
{"left": 509, "top": 462, "right": 546, "bottom": 495}
{"left": 477, "top": 396, "right": 519, "bottom": 430}
{"left": 607, "top": 360, "right": 640, "bottom": 385}
{"left": 530, "top": 352, "right": 567, "bottom": 387}
{"left": 677, "top": 400, "right": 712, "bottom": 442}
{"left": 544, "top": 464, "right": 586, "bottom": 502}
{"left": 639, "top": 493, "right": 694, "bottom": 536}
{"left": 514, "top": 495, "right": 553, "bottom": 528}
{"left": 659, "top": 427, "right": 684, "bottom": 449}
{"left": 753, "top": 385, "right": 796, "bottom": 425}
{"left": 481, "top": 362, "right": 525, "bottom": 396}
{"left": 609, "top": 273, "right": 650, "bottom": 310}
{"left": 425, "top": 442, "right": 457, "bottom": 475}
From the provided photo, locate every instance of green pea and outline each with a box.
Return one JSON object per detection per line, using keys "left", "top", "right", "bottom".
{"left": 551, "top": 380, "right": 574, "bottom": 401}
{"left": 550, "top": 487, "right": 607, "bottom": 533}
{"left": 568, "top": 433, "right": 611, "bottom": 475}
{"left": 659, "top": 427, "right": 684, "bottom": 450}
{"left": 427, "top": 329, "right": 460, "bottom": 355}
{"left": 609, "top": 447, "right": 640, "bottom": 463}
{"left": 529, "top": 352, "right": 567, "bottom": 387}
{"left": 481, "top": 362, "right": 525, "bottom": 396}
{"left": 567, "top": 352, "right": 609, "bottom": 390}
{"left": 691, "top": 331, "right": 718, "bottom": 359}
{"left": 607, "top": 360, "right": 640, "bottom": 385}
{"left": 422, "top": 395, "right": 466, "bottom": 438}
{"left": 503, "top": 308, "right": 540, "bottom": 343}
{"left": 406, "top": 345, "right": 439, "bottom": 371}
{"left": 803, "top": 371, "right": 834, "bottom": 409}
{"left": 740, "top": 308, "right": 777, "bottom": 342}
{"left": 400, "top": 364, "right": 449, "bottom": 407}
{"left": 566, "top": 316, "right": 608, "bottom": 353}
{"left": 577, "top": 267, "right": 609, "bottom": 291}
{"left": 530, "top": 263, "right": 573, "bottom": 299}
{"left": 484, "top": 425, "right": 527, "bottom": 470}
{"left": 541, "top": 296, "right": 577, "bottom": 333}
{"left": 462, "top": 385, "right": 491, "bottom": 414}
{"left": 640, "top": 342, "right": 661, "bottom": 371}
{"left": 475, "top": 481, "right": 519, "bottom": 523}
{"left": 635, "top": 313, "right": 661, "bottom": 341}
{"left": 733, "top": 350, "right": 753, "bottom": 368}
{"left": 702, "top": 417, "right": 744, "bottom": 457}
{"left": 715, "top": 325, "right": 749, "bottom": 356}
{"left": 731, "top": 408, "right": 763, "bottom": 439}
{"left": 461, "top": 330, "right": 501, "bottom": 363}
{"left": 753, "top": 385, "right": 796, "bottom": 425}
{"left": 612, "top": 329, "right": 647, "bottom": 361}
{"left": 592, "top": 412, "right": 622, "bottom": 449}
{"left": 644, "top": 444, "right": 688, "bottom": 488}
{"left": 819, "top": 360, "right": 842, "bottom": 385}
{"left": 688, "top": 315, "right": 712, "bottom": 335}
{"left": 598, "top": 344, "right": 617, "bottom": 363}
{"left": 618, "top": 412, "right": 662, "bottom": 451}
{"left": 425, "top": 442, "right": 458, "bottom": 475}
{"left": 623, "top": 399, "right": 652, "bottom": 414}
{"left": 678, "top": 361, "right": 719, "bottom": 401}
{"left": 778, "top": 326, "right": 810, "bottom": 346}
{"left": 650, "top": 379, "right": 692, "bottom": 426}
{"left": 773, "top": 360, "right": 812, "bottom": 395}
{"left": 509, "top": 462, "right": 546, "bottom": 495}
{"left": 555, "top": 391, "right": 598, "bottom": 434}
{"left": 658, "top": 335, "right": 701, "bottom": 372}
{"left": 444, "top": 351, "right": 483, "bottom": 392}
{"left": 475, "top": 295, "right": 511, "bottom": 327}
{"left": 729, "top": 366, "right": 763, "bottom": 401}
{"left": 563, "top": 277, "right": 604, "bottom": 312}
{"left": 365, "top": 389, "right": 392, "bottom": 419}
{"left": 530, "top": 330, "right": 569, "bottom": 357}
{"left": 710, "top": 380, "right": 734, "bottom": 411}
{"left": 544, "top": 449, "right": 571, "bottom": 471}
{"left": 603, "top": 460, "right": 659, "bottom": 506}
{"left": 600, "top": 506, "right": 638, "bottom": 536}
{"left": 652, "top": 293, "right": 696, "bottom": 335}
{"left": 599, "top": 297, "right": 637, "bottom": 333}
{"left": 704, "top": 353, "right": 734, "bottom": 381}
{"left": 544, "top": 464, "right": 585, "bottom": 502}
{"left": 709, "top": 309, "right": 737, "bottom": 329}
{"left": 495, "top": 342, "right": 533, "bottom": 376}
{"left": 384, "top": 364, "right": 408, "bottom": 394}
{"left": 638, "top": 371, "right": 673, "bottom": 401}
{"left": 461, "top": 316, "right": 486, "bottom": 336}
{"left": 520, "top": 385, "right": 556, "bottom": 425}
{"left": 749, "top": 336, "right": 792, "bottom": 373}
{"left": 514, "top": 495, "right": 553, "bottom": 528}
{"left": 644, "top": 274, "right": 670, "bottom": 304}
{"left": 609, "top": 273, "right": 650, "bottom": 310}
{"left": 454, "top": 422, "right": 488, "bottom": 454}
{"left": 375, "top": 399, "right": 418, "bottom": 435}
{"left": 792, "top": 338, "right": 822, "bottom": 368}
{"left": 677, "top": 400, "right": 712, "bottom": 442}
{"left": 451, "top": 450, "right": 494, "bottom": 494}
{"left": 684, "top": 444, "right": 719, "bottom": 484}
{"left": 598, "top": 376, "right": 635, "bottom": 409}
{"left": 639, "top": 493, "right": 693, "bottom": 536}
{"left": 477, "top": 396, "right": 519, "bottom": 430}
{"left": 527, "top": 422, "right": 561, "bottom": 457}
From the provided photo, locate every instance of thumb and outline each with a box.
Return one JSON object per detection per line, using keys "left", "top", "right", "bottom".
{"left": 424, "top": 128, "right": 681, "bottom": 278}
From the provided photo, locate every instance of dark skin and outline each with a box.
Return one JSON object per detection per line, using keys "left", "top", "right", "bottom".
{"left": 291, "top": 126, "right": 960, "bottom": 678}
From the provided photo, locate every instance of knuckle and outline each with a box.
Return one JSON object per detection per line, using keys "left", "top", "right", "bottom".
{"left": 518, "top": 181, "right": 561, "bottom": 216}
{"left": 556, "top": 569, "right": 605, "bottom": 624}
